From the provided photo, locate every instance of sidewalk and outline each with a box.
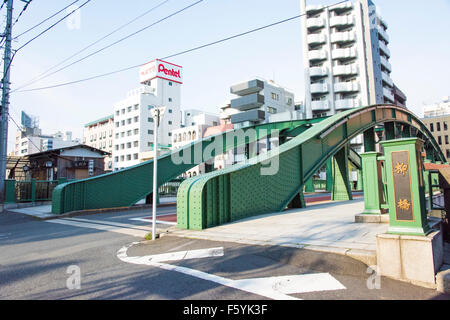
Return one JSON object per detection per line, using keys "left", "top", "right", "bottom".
{"left": 172, "top": 199, "right": 388, "bottom": 265}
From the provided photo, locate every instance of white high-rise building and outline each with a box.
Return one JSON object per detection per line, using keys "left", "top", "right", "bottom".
{"left": 300, "top": 0, "right": 397, "bottom": 119}
{"left": 112, "top": 60, "right": 183, "bottom": 170}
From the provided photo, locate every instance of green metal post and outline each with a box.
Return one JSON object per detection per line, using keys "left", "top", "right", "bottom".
{"left": 325, "top": 159, "right": 332, "bottom": 192}
{"left": 331, "top": 146, "right": 353, "bottom": 201}
{"left": 31, "top": 179, "right": 36, "bottom": 203}
{"left": 380, "top": 138, "right": 430, "bottom": 235}
{"left": 305, "top": 178, "right": 315, "bottom": 193}
{"left": 356, "top": 169, "right": 363, "bottom": 191}
{"left": 364, "top": 127, "right": 376, "bottom": 152}
{"left": 385, "top": 122, "right": 396, "bottom": 140}
{"left": 5, "top": 179, "right": 15, "bottom": 204}
{"left": 423, "top": 160, "right": 431, "bottom": 196}
{"left": 361, "top": 152, "right": 382, "bottom": 214}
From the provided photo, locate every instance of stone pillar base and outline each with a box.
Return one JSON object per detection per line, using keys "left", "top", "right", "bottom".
{"left": 376, "top": 230, "right": 444, "bottom": 288}
{"left": 355, "top": 213, "right": 389, "bottom": 224}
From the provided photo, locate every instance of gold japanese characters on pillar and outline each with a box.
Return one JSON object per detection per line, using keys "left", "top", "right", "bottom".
{"left": 391, "top": 151, "right": 414, "bottom": 221}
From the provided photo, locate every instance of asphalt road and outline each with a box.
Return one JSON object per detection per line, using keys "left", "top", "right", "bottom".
{"left": 0, "top": 204, "right": 448, "bottom": 300}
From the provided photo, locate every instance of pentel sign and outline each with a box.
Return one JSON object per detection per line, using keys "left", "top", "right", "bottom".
{"left": 140, "top": 59, "right": 183, "bottom": 84}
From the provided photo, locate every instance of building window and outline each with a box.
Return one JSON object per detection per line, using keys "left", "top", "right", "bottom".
{"left": 168, "top": 98, "right": 172, "bottom": 102}
{"left": 447, "top": 150, "right": 450, "bottom": 159}
{"left": 168, "top": 132, "right": 172, "bottom": 137}
{"left": 127, "top": 142, "right": 132, "bottom": 149}
{"left": 438, "top": 136, "right": 442, "bottom": 145}
{"left": 446, "top": 135, "right": 449, "bottom": 145}
{"left": 127, "top": 118, "right": 132, "bottom": 124}
{"left": 121, "top": 109, "right": 125, "bottom": 114}
{"left": 134, "top": 116, "right": 139, "bottom": 122}
{"left": 127, "top": 106, "right": 132, "bottom": 112}
{"left": 127, "top": 155, "right": 131, "bottom": 161}
{"left": 168, "top": 121, "right": 172, "bottom": 125}
{"left": 121, "top": 144, "right": 125, "bottom": 149}
{"left": 267, "top": 107, "right": 277, "bottom": 114}
{"left": 148, "top": 130, "right": 154, "bottom": 135}
{"left": 437, "top": 122, "right": 441, "bottom": 131}
{"left": 134, "top": 141, "right": 139, "bottom": 147}
{"left": 148, "top": 117, "right": 154, "bottom": 122}
{"left": 169, "top": 82, "right": 173, "bottom": 86}
{"left": 120, "top": 155, "right": 125, "bottom": 161}
{"left": 168, "top": 109, "right": 172, "bottom": 113}
{"left": 114, "top": 156, "right": 119, "bottom": 162}
{"left": 134, "top": 104, "right": 139, "bottom": 110}
{"left": 430, "top": 123, "right": 434, "bottom": 132}
{"left": 121, "top": 120, "right": 125, "bottom": 126}
{"left": 115, "top": 145, "right": 119, "bottom": 151}
{"left": 134, "top": 154, "right": 139, "bottom": 160}
{"left": 134, "top": 129, "right": 139, "bottom": 135}
{"left": 115, "top": 122, "right": 119, "bottom": 128}
{"left": 445, "top": 122, "right": 448, "bottom": 131}
{"left": 115, "top": 110, "right": 120, "bottom": 116}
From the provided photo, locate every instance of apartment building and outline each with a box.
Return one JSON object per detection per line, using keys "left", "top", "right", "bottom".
{"left": 83, "top": 115, "right": 114, "bottom": 171}
{"left": 171, "top": 112, "right": 220, "bottom": 177}
{"left": 112, "top": 60, "right": 183, "bottom": 170}
{"left": 300, "top": 0, "right": 401, "bottom": 119}
{"left": 421, "top": 97, "right": 450, "bottom": 162}
{"left": 229, "top": 78, "right": 297, "bottom": 128}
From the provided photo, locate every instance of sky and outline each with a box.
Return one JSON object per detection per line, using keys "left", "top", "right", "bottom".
{"left": 5, "top": 0, "right": 450, "bottom": 152}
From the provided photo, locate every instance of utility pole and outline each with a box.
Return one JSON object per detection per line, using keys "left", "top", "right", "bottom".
{"left": 149, "top": 106, "right": 165, "bottom": 240}
{"left": 0, "top": 0, "right": 14, "bottom": 203}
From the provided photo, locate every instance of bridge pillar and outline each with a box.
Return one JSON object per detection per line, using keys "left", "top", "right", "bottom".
{"left": 385, "top": 122, "right": 396, "bottom": 140}
{"left": 356, "top": 169, "right": 363, "bottom": 191}
{"left": 325, "top": 159, "right": 332, "bottom": 192}
{"left": 304, "top": 178, "right": 315, "bottom": 193}
{"left": 380, "top": 138, "right": 429, "bottom": 235}
{"left": 331, "top": 146, "right": 353, "bottom": 201}
{"left": 361, "top": 152, "right": 383, "bottom": 214}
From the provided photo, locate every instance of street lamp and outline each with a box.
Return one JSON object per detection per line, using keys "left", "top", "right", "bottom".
{"left": 149, "top": 105, "right": 166, "bottom": 240}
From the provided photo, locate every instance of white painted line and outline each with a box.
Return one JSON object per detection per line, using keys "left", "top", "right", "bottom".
{"left": 67, "top": 218, "right": 153, "bottom": 231}
{"left": 116, "top": 243, "right": 296, "bottom": 300}
{"left": 47, "top": 219, "right": 148, "bottom": 238}
{"left": 130, "top": 217, "right": 176, "bottom": 226}
{"left": 234, "top": 273, "right": 346, "bottom": 295}
{"left": 117, "top": 243, "right": 347, "bottom": 300}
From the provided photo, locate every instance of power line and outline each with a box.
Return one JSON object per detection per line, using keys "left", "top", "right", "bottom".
{"left": 2, "top": 0, "right": 92, "bottom": 82}
{"left": 13, "top": 0, "right": 82, "bottom": 40}
{"left": 14, "top": 0, "right": 348, "bottom": 93}
{"left": 12, "top": 0, "right": 33, "bottom": 28}
{"left": 0, "top": 0, "right": 7, "bottom": 11}
{"left": 12, "top": 0, "right": 171, "bottom": 93}
{"left": 15, "top": 0, "right": 92, "bottom": 52}
{"left": 12, "top": 0, "right": 203, "bottom": 93}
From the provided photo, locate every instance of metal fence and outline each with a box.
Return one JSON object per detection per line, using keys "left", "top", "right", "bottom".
{"left": 6, "top": 179, "right": 70, "bottom": 203}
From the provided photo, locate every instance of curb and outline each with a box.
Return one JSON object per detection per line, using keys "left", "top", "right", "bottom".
{"left": 6, "top": 202, "right": 177, "bottom": 221}
{"left": 437, "top": 264, "right": 450, "bottom": 294}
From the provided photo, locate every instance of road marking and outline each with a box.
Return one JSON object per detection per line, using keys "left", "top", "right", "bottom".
{"left": 117, "top": 243, "right": 346, "bottom": 300}
{"left": 67, "top": 218, "right": 153, "bottom": 231}
{"left": 130, "top": 217, "right": 176, "bottom": 226}
{"left": 47, "top": 219, "right": 148, "bottom": 238}
{"left": 123, "top": 247, "right": 224, "bottom": 263}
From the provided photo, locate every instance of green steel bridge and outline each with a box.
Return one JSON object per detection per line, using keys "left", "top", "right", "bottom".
{"left": 52, "top": 104, "right": 445, "bottom": 230}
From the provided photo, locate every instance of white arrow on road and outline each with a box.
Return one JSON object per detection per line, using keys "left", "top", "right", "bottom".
{"left": 117, "top": 243, "right": 346, "bottom": 300}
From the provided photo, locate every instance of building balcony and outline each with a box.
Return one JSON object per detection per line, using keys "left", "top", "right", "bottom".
{"left": 306, "top": 17, "right": 325, "bottom": 30}
{"left": 332, "top": 47, "right": 357, "bottom": 60}
{"left": 329, "top": 1, "right": 353, "bottom": 12}
{"left": 383, "top": 87, "right": 394, "bottom": 103}
{"left": 310, "top": 66, "right": 328, "bottom": 77}
{"left": 329, "top": 14, "right": 355, "bottom": 27}
{"left": 230, "top": 79, "right": 264, "bottom": 96}
{"left": 309, "top": 49, "right": 327, "bottom": 61}
{"left": 333, "top": 64, "right": 358, "bottom": 76}
{"left": 381, "top": 72, "right": 393, "bottom": 88}
{"left": 335, "top": 98, "right": 361, "bottom": 110}
{"left": 377, "top": 25, "right": 390, "bottom": 43}
{"left": 377, "top": 14, "right": 388, "bottom": 30}
{"left": 380, "top": 56, "right": 392, "bottom": 72}
{"left": 306, "top": 5, "right": 324, "bottom": 14}
{"left": 307, "top": 33, "right": 327, "bottom": 45}
{"left": 379, "top": 41, "right": 390, "bottom": 58}
{"left": 310, "top": 83, "right": 329, "bottom": 94}
{"left": 311, "top": 100, "right": 331, "bottom": 111}
{"left": 330, "top": 31, "right": 356, "bottom": 44}
{"left": 334, "top": 81, "right": 360, "bottom": 93}
{"left": 230, "top": 93, "right": 264, "bottom": 111}
{"left": 230, "top": 109, "right": 265, "bottom": 124}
